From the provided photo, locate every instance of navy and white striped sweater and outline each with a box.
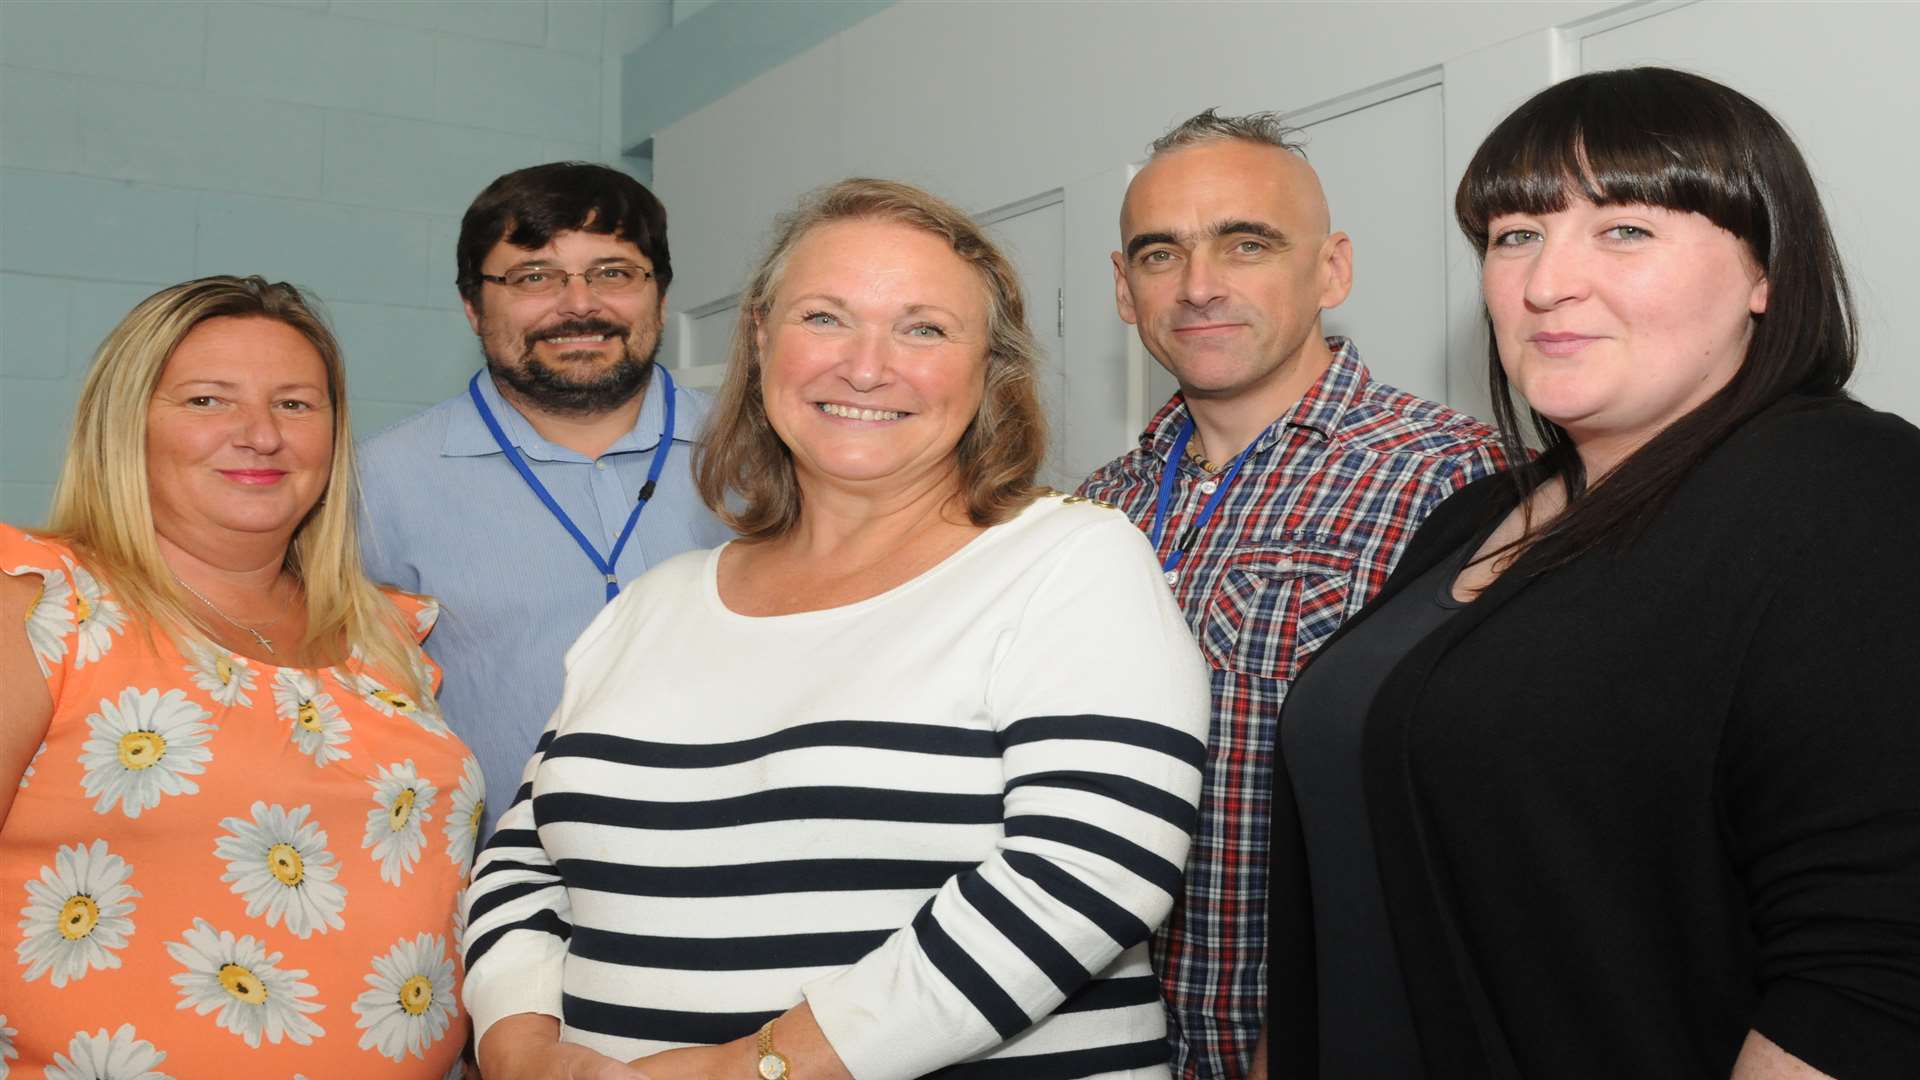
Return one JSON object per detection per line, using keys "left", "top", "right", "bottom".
{"left": 463, "top": 494, "right": 1211, "bottom": 1079}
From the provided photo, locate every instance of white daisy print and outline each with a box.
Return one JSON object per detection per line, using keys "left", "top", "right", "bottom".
{"left": 67, "top": 561, "right": 128, "bottom": 667}
{"left": 78, "top": 688, "right": 214, "bottom": 818}
{"left": 14, "top": 564, "right": 74, "bottom": 678}
{"left": 352, "top": 933, "right": 457, "bottom": 1062}
{"left": 165, "top": 918, "right": 324, "bottom": 1047}
{"left": 442, "top": 756, "right": 485, "bottom": 874}
{"left": 183, "top": 639, "right": 256, "bottom": 708}
{"left": 18, "top": 741, "right": 45, "bottom": 789}
{"left": 275, "top": 669, "right": 351, "bottom": 766}
{"left": 16, "top": 839, "right": 139, "bottom": 987}
{"left": 214, "top": 802, "right": 347, "bottom": 939}
{"left": 0, "top": 1012, "right": 16, "bottom": 1077}
{"left": 363, "top": 760, "right": 436, "bottom": 885}
{"left": 413, "top": 596, "right": 440, "bottom": 636}
{"left": 346, "top": 668, "right": 449, "bottom": 737}
{"left": 450, "top": 887, "right": 468, "bottom": 957}
{"left": 44, "top": 1023, "right": 173, "bottom": 1080}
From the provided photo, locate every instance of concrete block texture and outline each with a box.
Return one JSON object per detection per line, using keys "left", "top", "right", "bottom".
{"left": 197, "top": 192, "right": 431, "bottom": 307}
{"left": 206, "top": 2, "right": 437, "bottom": 119}
{"left": 1, "top": 0, "right": 636, "bottom": 505}
{"left": 0, "top": 482, "right": 56, "bottom": 530}
{"left": 0, "top": 375, "right": 83, "bottom": 486}
{"left": 70, "top": 281, "right": 173, "bottom": 372}
{"left": 330, "top": 300, "right": 478, "bottom": 405}
{"left": 547, "top": 1, "right": 606, "bottom": 55}
{"left": 0, "top": 1, "right": 208, "bottom": 89}
{"left": 324, "top": 112, "right": 554, "bottom": 216}
{"left": 1, "top": 67, "right": 82, "bottom": 174}
{"left": 434, "top": 33, "right": 600, "bottom": 144}
{"left": 0, "top": 170, "right": 200, "bottom": 284}
{"left": 331, "top": 0, "right": 549, "bottom": 47}
{"left": 77, "top": 81, "right": 327, "bottom": 199}
{"left": 1, "top": 274, "right": 72, "bottom": 380}
{"left": 424, "top": 219, "right": 465, "bottom": 310}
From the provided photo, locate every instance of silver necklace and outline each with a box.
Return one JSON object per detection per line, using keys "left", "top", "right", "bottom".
{"left": 175, "top": 576, "right": 282, "bottom": 655}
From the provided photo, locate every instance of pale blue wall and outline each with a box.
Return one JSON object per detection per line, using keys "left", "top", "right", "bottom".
{"left": 0, "top": 0, "right": 658, "bottom": 525}
{"left": 620, "top": 0, "right": 891, "bottom": 152}
{"left": 0, "top": 0, "right": 881, "bottom": 525}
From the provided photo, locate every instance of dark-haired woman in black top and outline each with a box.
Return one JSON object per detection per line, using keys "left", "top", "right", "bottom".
{"left": 1265, "top": 67, "right": 1920, "bottom": 1079}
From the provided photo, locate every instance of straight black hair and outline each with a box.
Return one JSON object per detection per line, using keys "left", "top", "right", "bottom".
{"left": 1455, "top": 66, "right": 1856, "bottom": 575}
{"left": 455, "top": 161, "right": 672, "bottom": 308}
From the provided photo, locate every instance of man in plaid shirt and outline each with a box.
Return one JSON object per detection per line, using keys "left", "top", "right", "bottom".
{"left": 1078, "top": 110, "right": 1510, "bottom": 1077}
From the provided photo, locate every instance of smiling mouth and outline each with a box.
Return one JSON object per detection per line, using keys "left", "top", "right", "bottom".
{"left": 219, "top": 470, "right": 287, "bottom": 485}
{"left": 1529, "top": 333, "right": 1601, "bottom": 357}
{"left": 1173, "top": 323, "right": 1245, "bottom": 334}
{"left": 817, "top": 402, "right": 907, "bottom": 422}
{"left": 539, "top": 334, "right": 611, "bottom": 346}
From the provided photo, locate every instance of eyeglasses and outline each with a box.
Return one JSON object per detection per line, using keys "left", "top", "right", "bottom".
{"left": 475, "top": 264, "right": 654, "bottom": 297}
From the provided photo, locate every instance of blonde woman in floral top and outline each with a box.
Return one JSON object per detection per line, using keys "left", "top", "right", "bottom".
{"left": 0, "top": 277, "right": 480, "bottom": 1078}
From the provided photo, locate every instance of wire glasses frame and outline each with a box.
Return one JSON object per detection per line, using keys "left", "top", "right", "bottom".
{"left": 474, "top": 264, "right": 654, "bottom": 297}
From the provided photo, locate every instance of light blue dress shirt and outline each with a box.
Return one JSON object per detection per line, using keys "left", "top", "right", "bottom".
{"left": 356, "top": 373, "right": 734, "bottom": 840}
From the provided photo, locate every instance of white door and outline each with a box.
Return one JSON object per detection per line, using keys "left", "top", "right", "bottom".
{"left": 983, "top": 196, "right": 1071, "bottom": 489}
{"left": 1579, "top": 2, "right": 1920, "bottom": 421}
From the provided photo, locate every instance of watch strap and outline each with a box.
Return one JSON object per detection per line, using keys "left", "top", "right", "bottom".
{"left": 756, "top": 1018, "right": 792, "bottom": 1080}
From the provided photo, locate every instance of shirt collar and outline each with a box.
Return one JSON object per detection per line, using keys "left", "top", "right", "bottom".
{"left": 441, "top": 369, "right": 680, "bottom": 462}
{"left": 1139, "top": 336, "right": 1372, "bottom": 464}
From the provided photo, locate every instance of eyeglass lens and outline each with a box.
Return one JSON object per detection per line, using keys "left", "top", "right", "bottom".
{"left": 502, "top": 265, "right": 650, "bottom": 295}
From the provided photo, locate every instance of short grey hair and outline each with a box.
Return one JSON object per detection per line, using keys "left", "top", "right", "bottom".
{"left": 1150, "top": 107, "right": 1307, "bottom": 158}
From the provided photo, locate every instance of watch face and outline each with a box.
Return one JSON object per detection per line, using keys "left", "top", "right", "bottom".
{"left": 758, "top": 1052, "right": 789, "bottom": 1079}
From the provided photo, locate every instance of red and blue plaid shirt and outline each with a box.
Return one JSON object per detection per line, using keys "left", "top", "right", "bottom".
{"left": 1077, "top": 338, "right": 1511, "bottom": 1077}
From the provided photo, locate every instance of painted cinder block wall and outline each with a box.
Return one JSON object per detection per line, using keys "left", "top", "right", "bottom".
{"left": 0, "top": 0, "right": 672, "bottom": 525}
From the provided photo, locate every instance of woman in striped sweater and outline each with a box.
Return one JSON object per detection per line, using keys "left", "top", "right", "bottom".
{"left": 463, "top": 178, "right": 1212, "bottom": 1080}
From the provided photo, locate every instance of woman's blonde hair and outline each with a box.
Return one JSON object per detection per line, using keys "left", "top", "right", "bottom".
{"left": 45, "top": 275, "right": 425, "bottom": 700}
{"left": 696, "top": 178, "right": 1048, "bottom": 538}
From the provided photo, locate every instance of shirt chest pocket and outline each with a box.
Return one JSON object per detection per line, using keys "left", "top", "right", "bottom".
{"left": 1199, "top": 543, "right": 1357, "bottom": 680}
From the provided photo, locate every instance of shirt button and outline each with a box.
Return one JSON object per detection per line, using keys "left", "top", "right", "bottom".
{"left": 1199, "top": 479, "right": 1218, "bottom": 494}
{"left": 595, "top": 460, "right": 608, "bottom": 471}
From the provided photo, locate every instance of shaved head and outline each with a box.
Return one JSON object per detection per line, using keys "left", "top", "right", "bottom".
{"left": 1110, "top": 134, "right": 1352, "bottom": 416}
{"left": 1123, "top": 139, "right": 1332, "bottom": 250}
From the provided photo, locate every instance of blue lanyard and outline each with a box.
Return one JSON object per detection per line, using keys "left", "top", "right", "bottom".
{"left": 467, "top": 367, "right": 676, "bottom": 602}
{"left": 1150, "top": 418, "right": 1256, "bottom": 583}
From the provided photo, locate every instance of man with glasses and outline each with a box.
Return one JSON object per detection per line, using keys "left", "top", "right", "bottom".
{"left": 358, "top": 162, "right": 732, "bottom": 842}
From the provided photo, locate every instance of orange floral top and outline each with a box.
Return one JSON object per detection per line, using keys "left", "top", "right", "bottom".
{"left": 0, "top": 524, "right": 480, "bottom": 1079}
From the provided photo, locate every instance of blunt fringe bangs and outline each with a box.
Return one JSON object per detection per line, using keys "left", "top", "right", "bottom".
{"left": 456, "top": 162, "right": 672, "bottom": 308}
{"left": 1454, "top": 67, "right": 1857, "bottom": 575}
{"left": 45, "top": 274, "right": 428, "bottom": 703}
{"left": 696, "top": 178, "right": 1048, "bottom": 539}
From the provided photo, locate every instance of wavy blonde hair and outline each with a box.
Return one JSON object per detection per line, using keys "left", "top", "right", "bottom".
{"left": 46, "top": 275, "right": 425, "bottom": 700}
{"left": 695, "top": 178, "right": 1048, "bottom": 539}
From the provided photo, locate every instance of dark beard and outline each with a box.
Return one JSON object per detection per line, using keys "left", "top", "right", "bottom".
{"left": 485, "top": 318, "right": 659, "bottom": 416}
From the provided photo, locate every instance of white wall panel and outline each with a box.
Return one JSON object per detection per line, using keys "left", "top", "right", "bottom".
{"left": 1581, "top": 1, "right": 1920, "bottom": 420}
{"left": 654, "top": 0, "right": 1919, "bottom": 478}
{"left": 656, "top": 1, "right": 1613, "bottom": 314}
{"left": 1306, "top": 83, "right": 1449, "bottom": 405}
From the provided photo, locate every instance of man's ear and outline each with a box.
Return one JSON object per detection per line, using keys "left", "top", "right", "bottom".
{"left": 461, "top": 296, "right": 484, "bottom": 336}
{"left": 1318, "top": 232, "right": 1354, "bottom": 311}
{"left": 1112, "top": 251, "right": 1138, "bottom": 326}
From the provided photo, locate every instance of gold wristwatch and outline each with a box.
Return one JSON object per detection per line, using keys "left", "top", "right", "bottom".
{"left": 756, "top": 1018, "right": 792, "bottom": 1080}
